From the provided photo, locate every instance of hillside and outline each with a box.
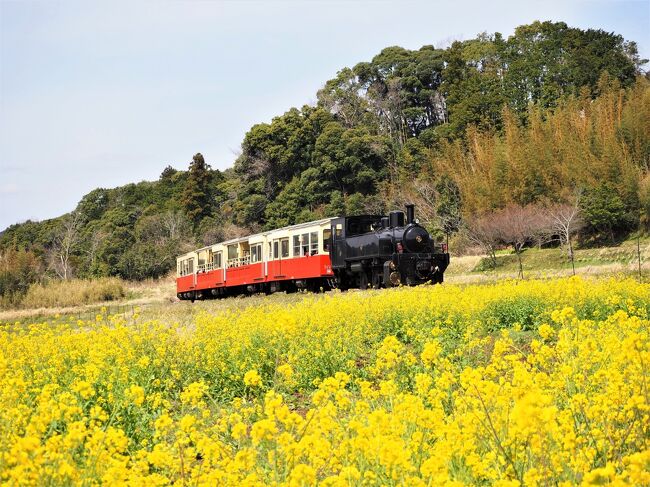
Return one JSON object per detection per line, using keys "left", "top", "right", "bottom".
{"left": 1, "top": 20, "right": 649, "bottom": 306}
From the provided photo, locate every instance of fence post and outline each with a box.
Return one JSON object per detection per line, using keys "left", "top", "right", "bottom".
{"left": 638, "top": 234, "right": 642, "bottom": 280}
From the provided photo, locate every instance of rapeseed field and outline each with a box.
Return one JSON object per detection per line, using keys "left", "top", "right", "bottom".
{"left": 1, "top": 276, "right": 649, "bottom": 485}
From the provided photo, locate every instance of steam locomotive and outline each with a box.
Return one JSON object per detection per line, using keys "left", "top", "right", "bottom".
{"left": 176, "top": 204, "right": 449, "bottom": 300}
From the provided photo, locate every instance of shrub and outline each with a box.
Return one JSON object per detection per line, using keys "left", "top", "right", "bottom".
{"left": 20, "top": 277, "right": 126, "bottom": 308}
{"left": 0, "top": 249, "right": 43, "bottom": 308}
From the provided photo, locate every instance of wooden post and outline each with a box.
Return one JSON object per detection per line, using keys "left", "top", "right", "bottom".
{"left": 638, "top": 234, "right": 642, "bottom": 280}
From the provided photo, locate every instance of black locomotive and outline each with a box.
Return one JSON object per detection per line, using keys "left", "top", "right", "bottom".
{"left": 329, "top": 204, "right": 449, "bottom": 289}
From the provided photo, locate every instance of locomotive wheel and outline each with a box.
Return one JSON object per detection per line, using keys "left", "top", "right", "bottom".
{"left": 336, "top": 272, "right": 350, "bottom": 291}
{"left": 431, "top": 272, "right": 444, "bottom": 284}
{"left": 371, "top": 270, "right": 383, "bottom": 289}
{"left": 359, "top": 271, "right": 370, "bottom": 290}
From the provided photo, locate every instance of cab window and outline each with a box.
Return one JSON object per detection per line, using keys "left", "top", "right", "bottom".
{"left": 346, "top": 216, "right": 374, "bottom": 236}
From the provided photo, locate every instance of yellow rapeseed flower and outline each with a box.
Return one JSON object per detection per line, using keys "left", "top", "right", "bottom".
{"left": 243, "top": 370, "right": 262, "bottom": 387}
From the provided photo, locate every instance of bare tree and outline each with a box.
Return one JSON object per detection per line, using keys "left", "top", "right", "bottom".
{"left": 465, "top": 212, "right": 502, "bottom": 269}
{"left": 86, "top": 229, "right": 106, "bottom": 271}
{"left": 546, "top": 197, "right": 584, "bottom": 275}
{"left": 50, "top": 211, "right": 82, "bottom": 280}
{"left": 435, "top": 177, "right": 463, "bottom": 248}
{"left": 200, "top": 222, "right": 249, "bottom": 248}
{"left": 494, "top": 204, "right": 551, "bottom": 279}
{"left": 162, "top": 210, "right": 186, "bottom": 241}
{"left": 403, "top": 179, "right": 463, "bottom": 249}
{"left": 410, "top": 180, "right": 438, "bottom": 224}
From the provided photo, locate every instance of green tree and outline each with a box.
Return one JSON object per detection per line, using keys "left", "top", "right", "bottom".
{"left": 441, "top": 35, "right": 507, "bottom": 136}
{"left": 181, "top": 153, "right": 213, "bottom": 227}
{"left": 581, "top": 183, "right": 635, "bottom": 241}
{"left": 0, "top": 249, "right": 43, "bottom": 307}
{"left": 435, "top": 176, "right": 463, "bottom": 238}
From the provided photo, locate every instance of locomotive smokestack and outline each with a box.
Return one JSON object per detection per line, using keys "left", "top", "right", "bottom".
{"left": 406, "top": 204, "right": 415, "bottom": 224}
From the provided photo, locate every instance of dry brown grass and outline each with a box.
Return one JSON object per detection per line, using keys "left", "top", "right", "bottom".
{"left": 445, "top": 259, "right": 650, "bottom": 285}
{"left": 20, "top": 277, "right": 127, "bottom": 309}
{"left": 0, "top": 276, "right": 175, "bottom": 323}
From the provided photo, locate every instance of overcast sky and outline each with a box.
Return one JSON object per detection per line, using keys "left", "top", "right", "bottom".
{"left": 1, "top": 0, "right": 649, "bottom": 230}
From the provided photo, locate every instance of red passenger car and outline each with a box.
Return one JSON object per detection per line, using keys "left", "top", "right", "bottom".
{"left": 176, "top": 218, "right": 334, "bottom": 300}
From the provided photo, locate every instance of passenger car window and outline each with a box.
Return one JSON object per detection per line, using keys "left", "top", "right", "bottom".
{"left": 227, "top": 245, "right": 238, "bottom": 260}
{"left": 301, "top": 233, "right": 309, "bottom": 256}
{"left": 323, "top": 229, "right": 332, "bottom": 252}
{"left": 310, "top": 232, "right": 318, "bottom": 254}
{"left": 281, "top": 238, "right": 289, "bottom": 258}
{"left": 293, "top": 235, "right": 300, "bottom": 257}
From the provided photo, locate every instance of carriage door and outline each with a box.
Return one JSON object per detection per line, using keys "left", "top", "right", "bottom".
{"left": 279, "top": 238, "right": 289, "bottom": 276}
{"left": 331, "top": 219, "right": 345, "bottom": 269}
{"left": 272, "top": 239, "right": 281, "bottom": 277}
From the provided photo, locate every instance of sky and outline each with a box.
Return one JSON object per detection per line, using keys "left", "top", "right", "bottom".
{"left": 1, "top": 0, "right": 649, "bottom": 231}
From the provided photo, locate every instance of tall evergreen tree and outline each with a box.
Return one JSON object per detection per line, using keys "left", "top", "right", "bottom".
{"left": 181, "top": 153, "right": 213, "bottom": 228}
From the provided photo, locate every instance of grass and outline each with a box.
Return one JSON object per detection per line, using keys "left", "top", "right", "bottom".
{"left": 445, "top": 236, "right": 649, "bottom": 284}
{"left": 0, "top": 277, "right": 175, "bottom": 324}
{"left": 1, "top": 237, "right": 647, "bottom": 323}
{"left": 20, "top": 277, "right": 127, "bottom": 309}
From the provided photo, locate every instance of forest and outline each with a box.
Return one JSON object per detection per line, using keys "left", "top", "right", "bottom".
{"left": 1, "top": 21, "right": 649, "bottom": 304}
